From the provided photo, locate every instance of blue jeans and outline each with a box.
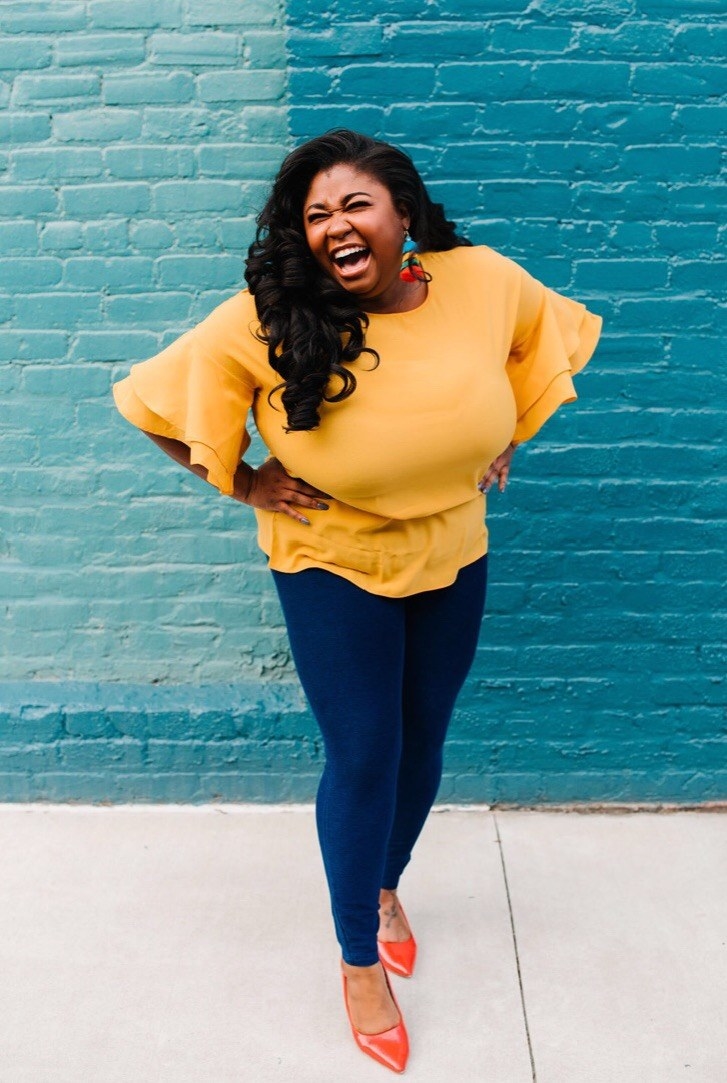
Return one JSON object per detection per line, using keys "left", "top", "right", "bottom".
{"left": 270, "top": 553, "right": 488, "bottom": 966}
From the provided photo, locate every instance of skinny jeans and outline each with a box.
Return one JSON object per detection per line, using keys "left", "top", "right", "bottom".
{"left": 270, "top": 552, "right": 488, "bottom": 967}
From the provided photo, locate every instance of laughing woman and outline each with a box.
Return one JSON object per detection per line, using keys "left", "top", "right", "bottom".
{"left": 112, "top": 129, "right": 603, "bottom": 1074}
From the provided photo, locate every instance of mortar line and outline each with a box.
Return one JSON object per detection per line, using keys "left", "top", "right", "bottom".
{"left": 493, "top": 810, "right": 537, "bottom": 1083}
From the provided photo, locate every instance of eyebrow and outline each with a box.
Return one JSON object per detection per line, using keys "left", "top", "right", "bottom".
{"left": 305, "top": 191, "right": 372, "bottom": 213}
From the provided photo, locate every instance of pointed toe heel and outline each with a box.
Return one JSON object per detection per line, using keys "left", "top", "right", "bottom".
{"left": 341, "top": 963, "right": 409, "bottom": 1074}
{"left": 378, "top": 900, "right": 417, "bottom": 978}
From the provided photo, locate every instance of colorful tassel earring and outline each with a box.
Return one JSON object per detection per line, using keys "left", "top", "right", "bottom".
{"left": 399, "top": 231, "right": 428, "bottom": 283}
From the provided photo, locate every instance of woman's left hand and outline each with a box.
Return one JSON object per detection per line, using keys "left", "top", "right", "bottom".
{"left": 478, "top": 441, "right": 518, "bottom": 494}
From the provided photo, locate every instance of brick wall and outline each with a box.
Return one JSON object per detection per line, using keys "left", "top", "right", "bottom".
{"left": 0, "top": 1, "right": 724, "bottom": 802}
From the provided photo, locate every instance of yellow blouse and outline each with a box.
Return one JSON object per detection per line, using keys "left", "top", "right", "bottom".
{"left": 112, "top": 245, "right": 603, "bottom": 597}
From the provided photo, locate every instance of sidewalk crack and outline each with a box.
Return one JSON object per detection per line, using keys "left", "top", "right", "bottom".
{"left": 494, "top": 811, "right": 537, "bottom": 1083}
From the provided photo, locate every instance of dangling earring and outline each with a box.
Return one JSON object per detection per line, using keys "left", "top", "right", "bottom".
{"left": 399, "top": 230, "right": 428, "bottom": 283}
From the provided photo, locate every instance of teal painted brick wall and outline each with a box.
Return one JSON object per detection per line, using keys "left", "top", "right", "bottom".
{"left": 1, "top": 1, "right": 725, "bottom": 803}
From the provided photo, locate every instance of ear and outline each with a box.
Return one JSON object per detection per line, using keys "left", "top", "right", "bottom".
{"left": 395, "top": 202, "right": 410, "bottom": 233}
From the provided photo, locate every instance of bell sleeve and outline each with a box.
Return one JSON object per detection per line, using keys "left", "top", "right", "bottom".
{"left": 505, "top": 265, "right": 603, "bottom": 445}
{"left": 111, "top": 322, "right": 257, "bottom": 497}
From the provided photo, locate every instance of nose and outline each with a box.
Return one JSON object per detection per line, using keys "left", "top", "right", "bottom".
{"left": 326, "top": 213, "right": 353, "bottom": 239}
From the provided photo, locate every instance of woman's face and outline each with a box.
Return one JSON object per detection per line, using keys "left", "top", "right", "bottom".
{"left": 303, "top": 163, "right": 411, "bottom": 307}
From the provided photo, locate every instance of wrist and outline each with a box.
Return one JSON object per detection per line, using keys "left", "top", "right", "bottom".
{"left": 233, "top": 461, "right": 255, "bottom": 503}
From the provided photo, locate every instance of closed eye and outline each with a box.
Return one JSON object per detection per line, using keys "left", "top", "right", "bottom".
{"left": 306, "top": 200, "right": 371, "bottom": 224}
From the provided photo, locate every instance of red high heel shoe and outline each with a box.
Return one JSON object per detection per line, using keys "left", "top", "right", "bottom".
{"left": 378, "top": 898, "right": 417, "bottom": 979}
{"left": 341, "top": 960, "right": 409, "bottom": 1074}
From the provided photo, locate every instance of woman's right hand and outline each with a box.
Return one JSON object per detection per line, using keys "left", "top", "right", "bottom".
{"left": 237, "top": 457, "right": 332, "bottom": 525}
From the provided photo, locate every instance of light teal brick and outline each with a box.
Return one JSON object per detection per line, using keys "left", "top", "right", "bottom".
{"left": 0, "top": 221, "right": 37, "bottom": 252}
{"left": 156, "top": 255, "right": 245, "bottom": 289}
{"left": 0, "top": 2, "right": 86, "bottom": 32}
{"left": 0, "top": 185, "right": 57, "bottom": 214}
{"left": 61, "top": 183, "right": 150, "bottom": 216}
{"left": 187, "top": 0, "right": 278, "bottom": 25}
{"left": 0, "top": 331, "right": 68, "bottom": 361}
{"left": 83, "top": 220, "right": 129, "bottom": 253}
{"left": 34, "top": 209, "right": 84, "bottom": 247}
{"left": 0, "top": 37, "right": 51, "bottom": 70}
{"left": 141, "top": 105, "right": 215, "bottom": 141}
{"left": 105, "top": 293, "right": 192, "bottom": 324}
{"left": 149, "top": 31, "right": 240, "bottom": 66}
{"left": 71, "top": 331, "right": 159, "bottom": 361}
{"left": 0, "top": 113, "right": 52, "bottom": 143}
{"left": 13, "top": 73, "right": 100, "bottom": 105}
{"left": 438, "top": 61, "right": 531, "bottom": 97}
{"left": 173, "top": 219, "right": 218, "bottom": 248}
{"left": 0, "top": 259, "right": 61, "bottom": 289}
{"left": 64, "top": 257, "right": 154, "bottom": 289}
{"left": 153, "top": 180, "right": 243, "bottom": 212}
{"left": 55, "top": 33, "right": 145, "bottom": 67}
{"left": 104, "top": 146, "right": 195, "bottom": 178}
{"left": 197, "top": 70, "right": 286, "bottom": 102}
{"left": 197, "top": 142, "right": 282, "bottom": 178}
{"left": 239, "top": 105, "right": 289, "bottom": 140}
{"left": 53, "top": 109, "right": 141, "bottom": 142}
{"left": 14, "top": 293, "right": 102, "bottom": 327}
{"left": 22, "top": 365, "right": 109, "bottom": 397}
{"left": 102, "top": 71, "right": 194, "bottom": 105}
{"left": 244, "top": 30, "right": 287, "bottom": 68}
{"left": 128, "top": 220, "right": 175, "bottom": 249}
{"left": 11, "top": 148, "right": 103, "bottom": 181}
{"left": 88, "top": 0, "right": 182, "bottom": 29}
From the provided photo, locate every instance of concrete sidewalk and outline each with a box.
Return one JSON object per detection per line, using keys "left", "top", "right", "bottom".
{"left": 0, "top": 805, "right": 724, "bottom": 1082}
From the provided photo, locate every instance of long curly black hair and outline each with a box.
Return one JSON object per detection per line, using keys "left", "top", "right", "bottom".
{"left": 244, "top": 129, "right": 472, "bottom": 432}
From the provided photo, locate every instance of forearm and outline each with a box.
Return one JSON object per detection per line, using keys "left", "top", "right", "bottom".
{"left": 141, "top": 431, "right": 255, "bottom": 503}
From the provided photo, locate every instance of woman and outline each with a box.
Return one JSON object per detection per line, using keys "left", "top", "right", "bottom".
{"left": 112, "top": 129, "right": 602, "bottom": 1074}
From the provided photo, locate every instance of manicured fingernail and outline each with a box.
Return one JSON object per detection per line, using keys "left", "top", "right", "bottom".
{"left": 316, "top": 502, "right": 329, "bottom": 510}
{"left": 300, "top": 517, "right": 310, "bottom": 526}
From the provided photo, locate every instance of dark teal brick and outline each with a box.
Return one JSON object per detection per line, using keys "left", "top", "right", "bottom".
{"left": 56, "top": 34, "right": 145, "bottom": 67}
{"left": 102, "top": 72, "right": 194, "bottom": 105}
{"left": 149, "top": 31, "right": 240, "bottom": 66}
{"left": 339, "top": 63, "right": 436, "bottom": 100}
{"left": 574, "top": 259, "right": 668, "bottom": 291}
{"left": 438, "top": 60, "right": 531, "bottom": 97}
{"left": 387, "top": 25, "right": 486, "bottom": 58}
{"left": 631, "top": 62, "right": 727, "bottom": 98}
{"left": 622, "top": 144, "right": 720, "bottom": 179}
{"left": 287, "top": 25, "right": 383, "bottom": 58}
{"left": 486, "top": 21, "right": 573, "bottom": 53}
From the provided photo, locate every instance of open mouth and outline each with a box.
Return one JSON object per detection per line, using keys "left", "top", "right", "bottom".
{"left": 330, "top": 245, "right": 371, "bottom": 277}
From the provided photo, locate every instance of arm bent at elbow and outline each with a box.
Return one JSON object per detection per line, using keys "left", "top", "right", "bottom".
{"left": 141, "top": 429, "right": 255, "bottom": 503}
